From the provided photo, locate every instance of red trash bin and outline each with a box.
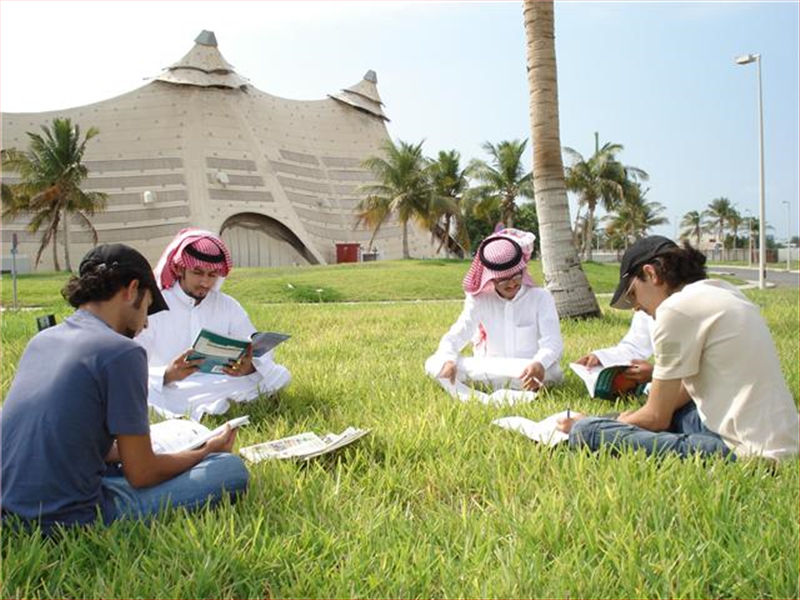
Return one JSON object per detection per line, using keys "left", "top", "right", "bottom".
{"left": 335, "top": 243, "right": 361, "bottom": 263}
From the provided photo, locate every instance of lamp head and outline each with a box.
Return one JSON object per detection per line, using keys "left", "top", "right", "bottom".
{"left": 735, "top": 54, "right": 758, "bottom": 65}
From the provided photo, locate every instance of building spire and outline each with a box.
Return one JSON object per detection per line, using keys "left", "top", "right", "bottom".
{"left": 328, "top": 70, "right": 389, "bottom": 121}
{"left": 155, "top": 30, "right": 248, "bottom": 89}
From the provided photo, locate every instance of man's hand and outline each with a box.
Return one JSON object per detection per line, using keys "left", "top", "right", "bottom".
{"left": 164, "top": 349, "right": 203, "bottom": 385}
{"left": 204, "top": 424, "right": 237, "bottom": 454}
{"left": 520, "top": 361, "right": 545, "bottom": 391}
{"left": 575, "top": 353, "right": 602, "bottom": 368}
{"left": 622, "top": 359, "right": 654, "bottom": 383}
{"left": 556, "top": 413, "right": 584, "bottom": 434}
{"left": 437, "top": 360, "right": 457, "bottom": 384}
{"left": 223, "top": 346, "right": 256, "bottom": 377}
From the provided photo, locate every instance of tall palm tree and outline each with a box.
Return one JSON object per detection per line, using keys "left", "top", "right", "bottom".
{"left": 680, "top": 210, "right": 705, "bottom": 247}
{"left": 357, "top": 139, "right": 432, "bottom": 259}
{"left": 428, "top": 149, "right": 470, "bottom": 256}
{"left": 523, "top": 0, "right": 600, "bottom": 318}
{"left": 703, "top": 197, "right": 734, "bottom": 251}
{"left": 563, "top": 140, "right": 648, "bottom": 261}
{"left": 467, "top": 139, "right": 534, "bottom": 229}
{"left": 2, "top": 118, "right": 107, "bottom": 271}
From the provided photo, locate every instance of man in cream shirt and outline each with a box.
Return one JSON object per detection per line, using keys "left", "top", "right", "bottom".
{"left": 559, "top": 236, "right": 799, "bottom": 461}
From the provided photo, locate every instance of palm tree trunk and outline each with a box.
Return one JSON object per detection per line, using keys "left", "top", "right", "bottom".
{"left": 402, "top": 219, "right": 410, "bottom": 259}
{"left": 504, "top": 195, "right": 515, "bottom": 228}
{"left": 52, "top": 229, "right": 61, "bottom": 272}
{"left": 523, "top": 0, "right": 600, "bottom": 319}
{"left": 585, "top": 208, "right": 594, "bottom": 262}
{"left": 62, "top": 207, "right": 73, "bottom": 272}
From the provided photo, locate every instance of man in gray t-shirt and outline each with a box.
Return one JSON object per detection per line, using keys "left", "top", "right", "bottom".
{"left": 1, "top": 244, "right": 249, "bottom": 530}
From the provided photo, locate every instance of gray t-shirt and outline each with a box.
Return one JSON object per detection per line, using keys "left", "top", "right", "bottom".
{"left": 1, "top": 309, "right": 150, "bottom": 526}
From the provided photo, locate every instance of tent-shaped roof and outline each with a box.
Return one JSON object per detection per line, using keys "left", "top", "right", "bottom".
{"left": 329, "top": 70, "right": 389, "bottom": 121}
{"left": 155, "top": 30, "right": 249, "bottom": 89}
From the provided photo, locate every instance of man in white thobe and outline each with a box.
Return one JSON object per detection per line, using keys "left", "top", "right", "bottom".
{"left": 575, "top": 310, "right": 656, "bottom": 385}
{"left": 425, "top": 229, "right": 563, "bottom": 405}
{"left": 136, "top": 229, "right": 291, "bottom": 420}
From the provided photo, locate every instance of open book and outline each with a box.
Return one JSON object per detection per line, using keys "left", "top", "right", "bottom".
{"left": 492, "top": 410, "right": 571, "bottom": 447}
{"left": 569, "top": 362, "right": 647, "bottom": 400}
{"left": 239, "top": 427, "right": 370, "bottom": 462}
{"left": 440, "top": 378, "right": 537, "bottom": 406}
{"left": 187, "top": 329, "right": 291, "bottom": 374}
{"left": 150, "top": 416, "right": 250, "bottom": 454}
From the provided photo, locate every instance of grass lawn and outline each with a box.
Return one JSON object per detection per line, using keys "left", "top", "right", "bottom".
{"left": 1, "top": 262, "right": 797, "bottom": 598}
{"left": 1, "top": 259, "right": 629, "bottom": 309}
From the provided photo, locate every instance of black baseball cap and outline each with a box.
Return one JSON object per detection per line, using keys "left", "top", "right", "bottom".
{"left": 610, "top": 236, "right": 678, "bottom": 310}
{"left": 79, "top": 244, "right": 169, "bottom": 315}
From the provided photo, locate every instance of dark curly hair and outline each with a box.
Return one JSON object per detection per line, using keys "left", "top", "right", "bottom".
{"left": 631, "top": 241, "right": 707, "bottom": 290}
{"left": 62, "top": 263, "right": 146, "bottom": 308}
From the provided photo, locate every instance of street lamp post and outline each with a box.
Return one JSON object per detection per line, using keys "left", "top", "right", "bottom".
{"left": 783, "top": 200, "right": 791, "bottom": 270}
{"left": 736, "top": 53, "right": 766, "bottom": 289}
{"left": 745, "top": 209, "right": 753, "bottom": 267}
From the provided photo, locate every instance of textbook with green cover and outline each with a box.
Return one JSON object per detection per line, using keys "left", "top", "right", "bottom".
{"left": 569, "top": 362, "right": 648, "bottom": 400}
{"left": 187, "top": 329, "right": 291, "bottom": 374}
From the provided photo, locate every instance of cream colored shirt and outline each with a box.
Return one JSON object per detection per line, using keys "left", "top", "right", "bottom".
{"left": 653, "top": 279, "right": 799, "bottom": 460}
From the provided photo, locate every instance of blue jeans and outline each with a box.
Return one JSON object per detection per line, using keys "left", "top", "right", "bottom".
{"left": 101, "top": 453, "right": 249, "bottom": 523}
{"left": 569, "top": 401, "right": 735, "bottom": 461}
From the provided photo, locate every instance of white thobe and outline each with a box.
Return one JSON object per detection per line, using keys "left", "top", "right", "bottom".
{"left": 592, "top": 311, "right": 655, "bottom": 366}
{"left": 425, "top": 286, "right": 564, "bottom": 404}
{"left": 135, "top": 285, "right": 291, "bottom": 420}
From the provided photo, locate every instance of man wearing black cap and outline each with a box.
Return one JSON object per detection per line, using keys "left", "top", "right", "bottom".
{"left": 558, "top": 236, "right": 799, "bottom": 461}
{"left": 0, "top": 244, "right": 248, "bottom": 532}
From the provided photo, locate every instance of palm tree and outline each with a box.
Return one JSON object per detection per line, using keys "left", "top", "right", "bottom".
{"left": 605, "top": 185, "right": 668, "bottom": 249}
{"left": 428, "top": 149, "right": 470, "bottom": 256}
{"left": 564, "top": 139, "right": 648, "bottom": 261}
{"left": 523, "top": 0, "right": 601, "bottom": 318}
{"left": 680, "top": 210, "right": 705, "bottom": 247}
{"left": 467, "top": 139, "right": 534, "bottom": 229}
{"left": 726, "top": 207, "right": 743, "bottom": 251}
{"left": 703, "top": 197, "right": 734, "bottom": 252}
{"left": 357, "top": 139, "right": 433, "bottom": 259}
{"left": 2, "top": 118, "right": 107, "bottom": 271}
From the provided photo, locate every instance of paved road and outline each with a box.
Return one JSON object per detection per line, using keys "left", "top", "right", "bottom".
{"left": 709, "top": 266, "right": 799, "bottom": 289}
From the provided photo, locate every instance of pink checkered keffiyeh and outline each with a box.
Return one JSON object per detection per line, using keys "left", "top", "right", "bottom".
{"left": 462, "top": 228, "right": 536, "bottom": 295}
{"left": 154, "top": 228, "right": 233, "bottom": 290}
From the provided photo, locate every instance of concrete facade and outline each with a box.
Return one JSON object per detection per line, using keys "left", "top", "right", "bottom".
{"left": 1, "top": 31, "right": 445, "bottom": 271}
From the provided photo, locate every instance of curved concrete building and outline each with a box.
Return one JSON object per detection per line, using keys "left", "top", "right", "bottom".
{"left": 1, "top": 31, "right": 453, "bottom": 271}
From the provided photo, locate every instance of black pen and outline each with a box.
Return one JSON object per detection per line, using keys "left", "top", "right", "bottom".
{"left": 567, "top": 407, "right": 571, "bottom": 420}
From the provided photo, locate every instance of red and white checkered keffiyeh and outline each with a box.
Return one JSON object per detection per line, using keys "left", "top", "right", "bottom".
{"left": 462, "top": 228, "right": 536, "bottom": 295}
{"left": 154, "top": 228, "right": 233, "bottom": 290}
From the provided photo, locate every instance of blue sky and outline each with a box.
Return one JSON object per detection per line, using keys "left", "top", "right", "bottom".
{"left": 1, "top": 1, "right": 797, "bottom": 241}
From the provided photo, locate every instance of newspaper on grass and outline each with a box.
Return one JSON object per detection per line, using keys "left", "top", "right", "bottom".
{"left": 492, "top": 410, "right": 571, "bottom": 447}
{"left": 239, "top": 427, "right": 370, "bottom": 462}
{"left": 150, "top": 415, "right": 250, "bottom": 454}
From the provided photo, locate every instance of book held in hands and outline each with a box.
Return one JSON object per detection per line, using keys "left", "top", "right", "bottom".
{"left": 569, "top": 362, "right": 647, "bottom": 400}
{"left": 150, "top": 416, "right": 250, "bottom": 454}
{"left": 187, "top": 329, "right": 291, "bottom": 374}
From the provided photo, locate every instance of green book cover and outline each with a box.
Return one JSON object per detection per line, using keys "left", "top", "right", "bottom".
{"left": 187, "top": 329, "right": 250, "bottom": 374}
